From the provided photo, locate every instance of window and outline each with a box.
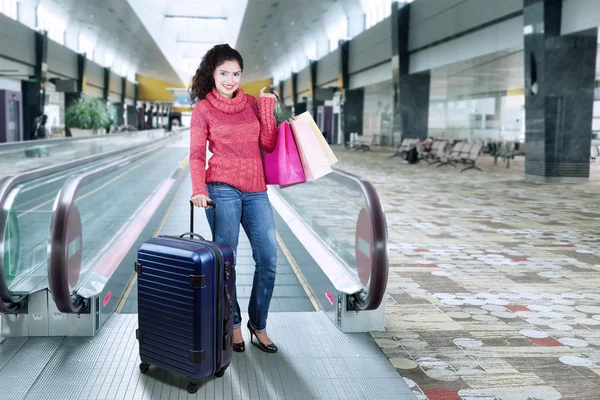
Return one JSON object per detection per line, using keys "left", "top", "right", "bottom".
{"left": 36, "top": 4, "right": 66, "bottom": 44}
{"left": 0, "top": 0, "right": 17, "bottom": 19}
{"left": 326, "top": 18, "right": 348, "bottom": 51}
{"left": 104, "top": 52, "right": 115, "bottom": 68}
{"left": 79, "top": 34, "right": 95, "bottom": 59}
{"left": 305, "top": 41, "right": 317, "bottom": 61}
{"left": 362, "top": 0, "right": 409, "bottom": 29}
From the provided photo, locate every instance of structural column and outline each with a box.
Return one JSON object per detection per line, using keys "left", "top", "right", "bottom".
{"left": 309, "top": 60, "right": 318, "bottom": 118}
{"left": 21, "top": 31, "right": 48, "bottom": 140}
{"left": 339, "top": 40, "right": 364, "bottom": 145}
{"left": 62, "top": 53, "right": 86, "bottom": 137}
{"left": 291, "top": 72, "right": 298, "bottom": 106}
{"left": 117, "top": 77, "right": 126, "bottom": 126}
{"left": 391, "top": 2, "right": 430, "bottom": 147}
{"left": 65, "top": 54, "right": 86, "bottom": 109}
{"left": 278, "top": 80, "right": 284, "bottom": 101}
{"left": 103, "top": 67, "right": 110, "bottom": 101}
{"left": 523, "top": 0, "right": 597, "bottom": 182}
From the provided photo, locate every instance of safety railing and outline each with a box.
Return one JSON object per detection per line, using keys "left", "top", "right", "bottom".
{"left": 0, "top": 130, "right": 178, "bottom": 313}
{"left": 270, "top": 169, "right": 389, "bottom": 311}
{"left": 48, "top": 134, "right": 183, "bottom": 313}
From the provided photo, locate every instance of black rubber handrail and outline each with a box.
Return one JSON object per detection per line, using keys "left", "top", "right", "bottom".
{"left": 331, "top": 168, "right": 389, "bottom": 312}
{"left": 0, "top": 129, "right": 169, "bottom": 312}
{"left": 48, "top": 136, "right": 176, "bottom": 313}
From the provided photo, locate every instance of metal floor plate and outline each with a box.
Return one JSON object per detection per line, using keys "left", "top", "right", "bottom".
{"left": 0, "top": 313, "right": 415, "bottom": 400}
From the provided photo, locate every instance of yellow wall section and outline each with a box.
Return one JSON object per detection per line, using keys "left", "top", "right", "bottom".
{"left": 173, "top": 106, "right": 193, "bottom": 113}
{"left": 136, "top": 74, "right": 273, "bottom": 101}
{"left": 240, "top": 77, "right": 274, "bottom": 98}
{"left": 136, "top": 74, "right": 185, "bottom": 101}
{"left": 506, "top": 87, "right": 525, "bottom": 96}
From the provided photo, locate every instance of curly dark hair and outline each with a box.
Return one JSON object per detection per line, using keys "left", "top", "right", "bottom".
{"left": 189, "top": 44, "right": 244, "bottom": 104}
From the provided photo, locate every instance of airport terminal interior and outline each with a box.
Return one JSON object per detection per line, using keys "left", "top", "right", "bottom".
{"left": 1, "top": 0, "right": 600, "bottom": 399}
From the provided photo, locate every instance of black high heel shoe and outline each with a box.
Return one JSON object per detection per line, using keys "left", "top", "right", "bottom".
{"left": 247, "top": 322, "right": 278, "bottom": 353}
{"left": 233, "top": 340, "right": 245, "bottom": 353}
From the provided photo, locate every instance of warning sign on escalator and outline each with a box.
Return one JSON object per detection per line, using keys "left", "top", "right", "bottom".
{"left": 4, "top": 209, "right": 19, "bottom": 284}
{"left": 355, "top": 208, "right": 372, "bottom": 286}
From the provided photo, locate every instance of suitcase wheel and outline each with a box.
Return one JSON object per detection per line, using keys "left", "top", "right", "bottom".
{"left": 215, "top": 363, "right": 230, "bottom": 378}
{"left": 187, "top": 383, "right": 199, "bottom": 394}
{"left": 139, "top": 362, "right": 150, "bottom": 374}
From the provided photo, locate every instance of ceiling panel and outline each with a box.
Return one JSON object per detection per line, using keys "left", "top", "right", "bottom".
{"left": 39, "top": 0, "right": 183, "bottom": 85}
{"left": 236, "top": 0, "right": 365, "bottom": 83}
{"left": 127, "top": 0, "right": 248, "bottom": 85}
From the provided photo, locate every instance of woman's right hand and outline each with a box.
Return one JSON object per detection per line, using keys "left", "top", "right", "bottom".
{"left": 191, "top": 194, "right": 212, "bottom": 208}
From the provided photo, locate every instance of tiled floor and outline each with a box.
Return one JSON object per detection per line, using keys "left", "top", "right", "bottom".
{"left": 332, "top": 148, "right": 600, "bottom": 400}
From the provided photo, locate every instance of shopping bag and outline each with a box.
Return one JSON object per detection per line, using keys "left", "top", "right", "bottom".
{"left": 289, "top": 116, "right": 332, "bottom": 182}
{"left": 292, "top": 112, "right": 338, "bottom": 166}
{"left": 263, "top": 121, "right": 306, "bottom": 186}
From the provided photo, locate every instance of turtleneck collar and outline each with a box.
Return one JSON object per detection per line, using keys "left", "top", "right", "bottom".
{"left": 206, "top": 87, "right": 247, "bottom": 114}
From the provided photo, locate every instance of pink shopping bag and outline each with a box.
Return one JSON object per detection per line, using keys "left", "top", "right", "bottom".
{"left": 292, "top": 112, "right": 338, "bottom": 166}
{"left": 263, "top": 121, "right": 306, "bottom": 186}
{"left": 289, "top": 115, "right": 332, "bottom": 182}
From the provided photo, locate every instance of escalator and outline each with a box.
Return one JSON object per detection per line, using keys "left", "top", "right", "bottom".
{"left": 0, "top": 129, "right": 171, "bottom": 177}
{"left": 0, "top": 129, "right": 180, "bottom": 315}
{"left": 43, "top": 132, "right": 388, "bottom": 335}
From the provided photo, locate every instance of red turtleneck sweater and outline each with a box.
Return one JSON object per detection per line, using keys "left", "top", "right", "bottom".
{"left": 189, "top": 88, "right": 277, "bottom": 197}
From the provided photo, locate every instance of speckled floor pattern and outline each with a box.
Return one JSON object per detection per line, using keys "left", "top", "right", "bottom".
{"left": 332, "top": 148, "right": 600, "bottom": 400}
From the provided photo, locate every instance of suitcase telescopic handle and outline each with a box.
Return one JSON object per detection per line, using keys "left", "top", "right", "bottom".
{"left": 189, "top": 199, "right": 216, "bottom": 241}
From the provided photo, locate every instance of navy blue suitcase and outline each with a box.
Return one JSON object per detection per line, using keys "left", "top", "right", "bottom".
{"left": 135, "top": 200, "right": 235, "bottom": 394}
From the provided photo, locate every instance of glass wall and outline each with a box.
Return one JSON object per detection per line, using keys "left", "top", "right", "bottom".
{"left": 427, "top": 48, "right": 600, "bottom": 143}
{"left": 362, "top": 80, "right": 393, "bottom": 146}
{"left": 44, "top": 82, "right": 65, "bottom": 137}
{"left": 428, "top": 51, "right": 525, "bottom": 143}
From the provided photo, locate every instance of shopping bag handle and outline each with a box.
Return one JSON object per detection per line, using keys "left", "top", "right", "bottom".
{"left": 275, "top": 93, "right": 295, "bottom": 121}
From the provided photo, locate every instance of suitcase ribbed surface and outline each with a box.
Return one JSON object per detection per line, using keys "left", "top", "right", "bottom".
{"left": 136, "top": 237, "right": 217, "bottom": 379}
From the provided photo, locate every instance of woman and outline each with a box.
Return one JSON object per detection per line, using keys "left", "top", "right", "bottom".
{"left": 189, "top": 44, "right": 279, "bottom": 353}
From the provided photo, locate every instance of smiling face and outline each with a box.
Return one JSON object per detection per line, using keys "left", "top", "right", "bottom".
{"left": 213, "top": 60, "right": 242, "bottom": 99}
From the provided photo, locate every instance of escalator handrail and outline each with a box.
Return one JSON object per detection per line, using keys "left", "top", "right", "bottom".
{"left": 0, "top": 129, "right": 175, "bottom": 309}
{"left": 0, "top": 296, "right": 18, "bottom": 313}
{"left": 48, "top": 135, "right": 177, "bottom": 313}
{"left": 0, "top": 129, "right": 165, "bottom": 152}
{"left": 331, "top": 168, "right": 389, "bottom": 312}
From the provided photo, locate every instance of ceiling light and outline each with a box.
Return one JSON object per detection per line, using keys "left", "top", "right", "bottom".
{"left": 164, "top": 15, "right": 227, "bottom": 20}
{"left": 176, "top": 39, "right": 215, "bottom": 44}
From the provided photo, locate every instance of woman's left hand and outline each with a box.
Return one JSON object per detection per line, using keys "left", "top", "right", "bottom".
{"left": 259, "top": 87, "right": 278, "bottom": 99}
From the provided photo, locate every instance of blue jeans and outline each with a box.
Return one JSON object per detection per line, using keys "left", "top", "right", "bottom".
{"left": 205, "top": 182, "right": 277, "bottom": 333}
